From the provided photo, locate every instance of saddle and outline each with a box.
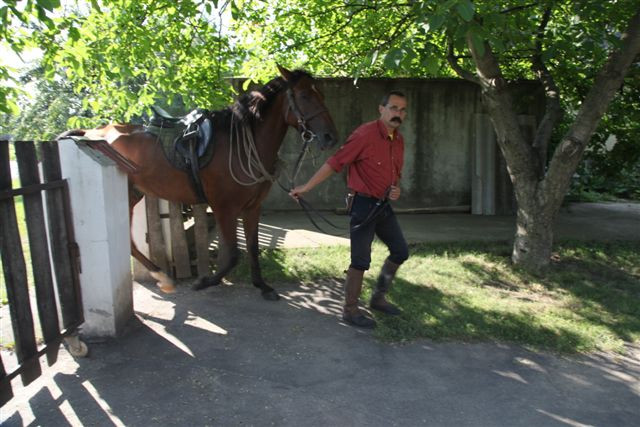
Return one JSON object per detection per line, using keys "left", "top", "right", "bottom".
{"left": 145, "top": 106, "right": 215, "bottom": 203}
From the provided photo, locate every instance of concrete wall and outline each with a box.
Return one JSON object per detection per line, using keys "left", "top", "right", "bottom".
{"left": 260, "top": 78, "right": 544, "bottom": 211}
{"left": 59, "top": 140, "right": 133, "bottom": 338}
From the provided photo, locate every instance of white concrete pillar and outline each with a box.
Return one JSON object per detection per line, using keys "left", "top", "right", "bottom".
{"left": 58, "top": 138, "right": 133, "bottom": 338}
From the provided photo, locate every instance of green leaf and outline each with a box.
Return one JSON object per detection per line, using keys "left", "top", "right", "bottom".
{"left": 37, "top": 0, "right": 61, "bottom": 12}
{"left": 384, "top": 47, "right": 404, "bottom": 69}
{"left": 456, "top": 0, "right": 474, "bottom": 22}
{"left": 68, "top": 26, "right": 80, "bottom": 41}
{"left": 422, "top": 55, "right": 440, "bottom": 75}
{"left": 428, "top": 14, "right": 445, "bottom": 31}
{"left": 0, "top": 6, "right": 8, "bottom": 27}
{"left": 242, "top": 78, "right": 252, "bottom": 90}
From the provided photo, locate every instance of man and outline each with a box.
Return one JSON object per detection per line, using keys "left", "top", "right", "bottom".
{"left": 289, "top": 91, "right": 410, "bottom": 328}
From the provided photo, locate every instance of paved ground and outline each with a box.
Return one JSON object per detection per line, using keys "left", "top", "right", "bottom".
{"left": 1, "top": 202, "right": 639, "bottom": 426}
{"left": 256, "top": 202, "right": 640, "bottom": 249}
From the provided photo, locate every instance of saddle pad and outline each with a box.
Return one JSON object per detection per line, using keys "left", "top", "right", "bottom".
{"left": 144, "top": 123, "right": 215, "bottom": 172}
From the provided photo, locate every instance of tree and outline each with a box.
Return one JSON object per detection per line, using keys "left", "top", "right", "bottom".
{"left": 232, "top": 0, "right": 640, "bottom": 273}
{"left": 0, "top": 0, "right": 62, "bottom": 114}
{"left": 0, "top": 64, "right": 90, "bottom": 140}
{"left": 3, "top": 0, "right": 241, "bottom": 125}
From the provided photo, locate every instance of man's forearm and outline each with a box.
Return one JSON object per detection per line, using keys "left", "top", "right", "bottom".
{"left": 302, "top": 162, "right": 335, "bottom": 192}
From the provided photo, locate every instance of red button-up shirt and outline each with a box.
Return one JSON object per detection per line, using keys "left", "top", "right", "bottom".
{"left": 327, "top": 119, "right": 404, "bottom": 200}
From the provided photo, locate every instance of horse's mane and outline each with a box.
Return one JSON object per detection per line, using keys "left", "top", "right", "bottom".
{"left": 211, "top": 69, "right": 313, "bottom": 128}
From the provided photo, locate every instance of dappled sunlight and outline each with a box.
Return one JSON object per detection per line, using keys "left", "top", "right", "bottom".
{"left": 282, "top": 279, "right": 343, "bottom": 316}
{"left": 561, "top": 373, "right": 593, "bottom": 387}
{"left": 184, "top": 311, "right": 228, "bottom": 335}
{"left": 492, "top": 370, "right": 528, "bottom": 384}
{"left": 82, "top": 381, "right": 126, "bottom": 427}
{"left": 133, "top": 281, "right": 229, "bottom": 357}
{"left": 536, "top": 409, "right": 592, "bottom": 427}
{"left": 514, "top": 357, "right": 548, "bottom": 374}
{"left": 210, "top": 219, "right": 348, "bottom": 251}
{"left": 140, "top": 315, "right": 196, "bottom": 358}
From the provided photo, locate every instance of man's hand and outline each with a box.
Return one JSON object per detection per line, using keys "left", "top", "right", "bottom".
{"left": 388, "top": 185, "right": 401, "bottom": 201}
{"left": 289, "top": 185, "right": 308, "bottom": 200}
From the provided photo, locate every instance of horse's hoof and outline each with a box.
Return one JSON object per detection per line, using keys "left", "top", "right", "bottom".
{"left": 157, "top": 282, "right": 176, "bottom": 294}
{"left": 261, "top": 290, "right": 280, "bottom": 301}
{"left": 150, "top": 271, "right": 176, "bottom": 294}
{"left": 193, "top": 277, "right": 218, "bottom": 291}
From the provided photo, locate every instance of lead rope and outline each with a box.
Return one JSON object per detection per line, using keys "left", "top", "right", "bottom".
{"left": 228, "top": 114, "right": 275, "bottom": 186}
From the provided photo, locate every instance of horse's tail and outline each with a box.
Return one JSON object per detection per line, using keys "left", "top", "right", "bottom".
{"left": 55, "top": 129, "right": 86, "bottom": 140}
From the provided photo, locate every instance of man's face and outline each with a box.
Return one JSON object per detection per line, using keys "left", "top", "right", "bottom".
{"left": 379, "top": 95, "right": 407, "bottom": 131}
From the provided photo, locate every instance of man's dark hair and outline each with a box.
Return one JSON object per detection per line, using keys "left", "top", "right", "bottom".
{"left": 380, "top": 91, "right": 406, "bottom": 106}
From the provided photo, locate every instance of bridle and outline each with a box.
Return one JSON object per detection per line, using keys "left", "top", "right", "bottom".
{"left": 285, "top": 87, "right": 328, "bottom": 145}
{"left": 283, "top": 85, "right": 329, "bottom": 190}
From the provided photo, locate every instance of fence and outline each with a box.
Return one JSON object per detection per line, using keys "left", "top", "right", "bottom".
{"left": 0, "top": 140, "right": 85, "bottom": 407}
{"left": 138, "top": 199, "right": 215, "bottom": 280}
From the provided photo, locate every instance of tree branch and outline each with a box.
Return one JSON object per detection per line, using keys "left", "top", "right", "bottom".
{"left": 447, "top": 41, "right": 479, "bottom": 83}
{"left": 500, "top": 3, "right": 539, "bottom": 15}
{"left": 466, "top": 32, "right": 539, "bottom": 193}
{"left": 531, "top": 5, "right": 563, "bottom": 179}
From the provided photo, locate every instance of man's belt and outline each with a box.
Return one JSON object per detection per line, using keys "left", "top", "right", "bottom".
{"left": 355, "top": 191, "right": 385, "bottom": 201}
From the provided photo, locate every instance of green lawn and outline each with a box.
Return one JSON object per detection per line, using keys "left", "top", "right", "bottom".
{"left": 233, "top": 240, "right": 640, "bottom": 355}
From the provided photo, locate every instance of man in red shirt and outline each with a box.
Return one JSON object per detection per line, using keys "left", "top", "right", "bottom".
{"left": 289, "top": 91, "right": 409, "bottom": 328}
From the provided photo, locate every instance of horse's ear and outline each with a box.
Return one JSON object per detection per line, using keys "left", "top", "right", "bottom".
{"left": 277, "top": 64, "right": 293, "bottom": 82}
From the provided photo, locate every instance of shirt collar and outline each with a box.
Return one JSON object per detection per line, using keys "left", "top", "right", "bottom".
{"left": 376, "top": 119, "right": 396, "bottom": 141}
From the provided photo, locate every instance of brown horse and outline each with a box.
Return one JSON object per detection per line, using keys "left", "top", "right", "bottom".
{"left": 59, "top": 66, "right": 338, "bottom": 300}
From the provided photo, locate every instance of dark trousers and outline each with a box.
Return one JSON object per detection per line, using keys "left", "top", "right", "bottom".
{"left": 349, "top": 194, "right": 409, "bottom": 271}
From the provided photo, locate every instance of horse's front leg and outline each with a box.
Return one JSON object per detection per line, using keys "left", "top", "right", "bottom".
{"left": 243, "top": 207, "right": 280, "bottom": 301}
{"left": 193, "top": 210, "right": 240, "bottom": 290}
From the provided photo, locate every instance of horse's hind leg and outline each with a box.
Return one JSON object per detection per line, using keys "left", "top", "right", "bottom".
{"left": 242, "top": 206, "right": 279, "bottom": 300}
{"left": 193, "top": 209, "right": 240, "bottom": 290}
{"left": 129, "top": 187, "right": 175, "bottom": 293}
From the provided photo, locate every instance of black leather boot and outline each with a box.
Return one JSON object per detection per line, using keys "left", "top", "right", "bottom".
{"left": 342, "top": 268, "right": 376, "bottom": 328}
{"left": 370, "top": 259, "right": 402, "bottom": 315}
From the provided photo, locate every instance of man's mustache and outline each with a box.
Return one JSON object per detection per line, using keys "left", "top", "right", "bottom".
{"left": 391, "top": 117, "right": 402, "bottom": 123}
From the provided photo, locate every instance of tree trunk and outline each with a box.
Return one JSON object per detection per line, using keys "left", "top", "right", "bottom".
{"left": 512, "top": 202, "right": 554, "bottom": 274}
{"left": 464, "top": 8, "right": 640, "bottom": 273}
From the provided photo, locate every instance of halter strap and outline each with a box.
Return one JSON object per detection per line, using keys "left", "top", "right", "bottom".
{"left": 285, "top": 87, "right": 328, "bottom": 143}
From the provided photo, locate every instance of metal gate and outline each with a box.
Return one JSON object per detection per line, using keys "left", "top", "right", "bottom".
{"left": 0, "top": 140, "right": 84, "bottom": 407}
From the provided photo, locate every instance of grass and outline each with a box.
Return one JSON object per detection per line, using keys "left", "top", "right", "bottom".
{"left": 1, "top": 142, "right": 29, "bottom": 306}
{"left": 0, "top": 187, "right": 28, "bottom": 306}
{"left": 231, "top": 240, "right": 640, "bottom": 355}
{"left": 1, "top": 165, "right": 30, "bottom": 349}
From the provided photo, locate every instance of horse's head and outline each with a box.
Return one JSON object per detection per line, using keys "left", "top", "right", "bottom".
{"left": 278, "top": 65, "right": 338, "bottom": 150}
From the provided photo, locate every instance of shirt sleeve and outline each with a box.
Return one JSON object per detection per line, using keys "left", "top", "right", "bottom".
{"left": 396, "top": 136, "right": 404, "bottom": 180}
{"left": 326, "top": 129, "right": 367, "bottom": 173}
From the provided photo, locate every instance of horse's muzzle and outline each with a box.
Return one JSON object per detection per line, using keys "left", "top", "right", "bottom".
{"left": 318, "top": 131, "right": 338, "bottom": 150}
